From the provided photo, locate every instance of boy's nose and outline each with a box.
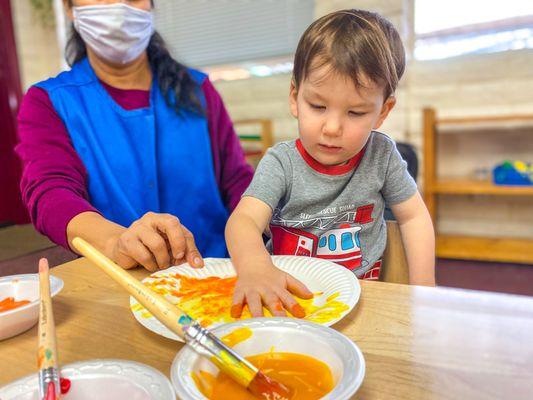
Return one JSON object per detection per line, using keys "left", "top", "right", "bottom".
{"left": 322, "top": 118, "right": 342, "bottom": 137}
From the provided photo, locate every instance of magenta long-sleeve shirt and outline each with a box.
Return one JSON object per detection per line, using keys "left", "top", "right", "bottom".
{"left": 16, "top": 77, "right": 253, "bottom": 249}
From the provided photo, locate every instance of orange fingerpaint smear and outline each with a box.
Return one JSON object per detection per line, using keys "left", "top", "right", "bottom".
{"left": 0, "top": 297, "right": 30, "bottom": 312}
{"left": 134, "top": 275, "right": 349, "bottom": 326}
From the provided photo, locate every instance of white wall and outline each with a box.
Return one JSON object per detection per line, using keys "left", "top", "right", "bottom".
{"left": 12, "top": 0, "right": 61, "bottom": 90}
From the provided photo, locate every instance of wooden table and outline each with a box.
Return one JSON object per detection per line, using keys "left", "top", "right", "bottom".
{"left": 1, "top": 258, "right": 533, "bottom": 399}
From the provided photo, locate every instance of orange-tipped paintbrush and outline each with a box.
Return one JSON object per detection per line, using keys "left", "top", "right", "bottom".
{"left": 72, "top": 237, "right": 292, "bottom": 400}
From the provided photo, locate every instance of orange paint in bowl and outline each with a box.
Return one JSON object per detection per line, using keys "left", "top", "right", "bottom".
{"left": 192, "top": 352, "right": 334, "bottom": 400}
{"left": 0, "top": 297, "right": 30, "bottom": 313}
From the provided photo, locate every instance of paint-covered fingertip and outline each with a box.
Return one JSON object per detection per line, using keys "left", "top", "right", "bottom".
{"left": 230, "top": 304, "right": 243, "bottom": 318}
{"left": 291, "top": 304, "right": 306, "bottom": 318}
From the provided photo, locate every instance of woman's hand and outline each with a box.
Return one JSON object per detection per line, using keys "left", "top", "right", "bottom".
{"left": 230, "top": 261, "right": 313, "bottom": 319}
{"left": 106, "top": 212, "right": 204, "bottom": 272}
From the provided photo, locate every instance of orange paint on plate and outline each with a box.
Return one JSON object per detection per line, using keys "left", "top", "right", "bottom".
{"left": 0, "top": 297, "right": 30, "bottom": 313}
{"left": 192, "top": 352, "right": 334, "bottom": 400}
{"left": 221, "top": 327, "right": 253, "bottom": 347}
{"left": 133, "top": 274, "right": 349, "bottom": 326}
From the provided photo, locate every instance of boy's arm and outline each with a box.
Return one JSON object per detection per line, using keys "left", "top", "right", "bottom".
{"left": 226, "top": 196, "right": 273, "bottom": 271}
{"left": 390, "top": 191, "right": 436, "bottom": 286}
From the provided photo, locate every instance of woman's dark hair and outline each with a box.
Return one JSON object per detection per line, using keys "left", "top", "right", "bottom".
{"left": 65, "top": 1, "right": 203, "bottom": 115}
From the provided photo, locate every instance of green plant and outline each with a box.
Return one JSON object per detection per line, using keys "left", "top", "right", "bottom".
{"left": 29, "top": 0, "right": 55, "bottom": 28}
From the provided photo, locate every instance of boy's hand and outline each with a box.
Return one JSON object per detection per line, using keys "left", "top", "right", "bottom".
{"left": 230, "top": 262, "right": 313, "bottom": 318}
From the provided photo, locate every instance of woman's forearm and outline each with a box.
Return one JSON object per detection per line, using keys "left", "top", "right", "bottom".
{"left": 66, "top": 211, "right": 125, "bottom": 258}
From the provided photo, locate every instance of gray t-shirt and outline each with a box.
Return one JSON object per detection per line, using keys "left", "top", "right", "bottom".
{"left": 243, "top": 131, "right": 417, "bottom": 278}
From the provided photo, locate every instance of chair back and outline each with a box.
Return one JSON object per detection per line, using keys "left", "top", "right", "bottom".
{"left": 381, "top": 220, "right": 409, "bottom": 284}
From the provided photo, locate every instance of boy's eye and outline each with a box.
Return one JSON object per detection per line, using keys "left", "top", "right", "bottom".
{"left": 310, "top": 103, "right": 326, "bottom": 110}
{"left": 349, "top": 111, "right": 367, "bottom": 117}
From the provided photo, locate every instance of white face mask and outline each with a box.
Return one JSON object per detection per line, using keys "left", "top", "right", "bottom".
{"left": 73, "top": 3, "right": 154, "bottom": 65}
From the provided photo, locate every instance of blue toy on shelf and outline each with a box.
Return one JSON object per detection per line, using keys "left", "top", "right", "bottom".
{"left": 492, "top": 161, "right": 533, "bottom": 186}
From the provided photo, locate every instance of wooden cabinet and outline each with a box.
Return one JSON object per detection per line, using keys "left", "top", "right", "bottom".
{"left": 423, "top": 108, "right": 533, "bottom": 264}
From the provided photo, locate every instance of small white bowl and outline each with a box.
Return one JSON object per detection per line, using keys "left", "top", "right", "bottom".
{"left": 0, "top": 274, "right": 63, "bottom": 341}
{"left": 171, "top": 318, "right": 365, "bottom": 400}
{"left": 0, "top": 359, "right": 175, "bottom": 400}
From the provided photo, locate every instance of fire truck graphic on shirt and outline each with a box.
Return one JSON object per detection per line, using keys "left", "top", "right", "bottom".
{"left": 270, "top": 204, "right": 374, "bottom": 271}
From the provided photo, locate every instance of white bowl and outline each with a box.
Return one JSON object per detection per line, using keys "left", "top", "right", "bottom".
{"left": 0, "top": 274, "right": 63, "bottom": 341}
{"left": 171, "top": 318, "right": 365, "bottom": 400}
{"left": 0, "top": 359, "right": 175, "bottom": 400}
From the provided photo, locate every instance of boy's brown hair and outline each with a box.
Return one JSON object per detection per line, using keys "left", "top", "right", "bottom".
{"left": 292, "top": 9, "right": 405, "bottom": 99}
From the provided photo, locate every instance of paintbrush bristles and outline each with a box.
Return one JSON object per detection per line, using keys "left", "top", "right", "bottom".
{"left": 248, "top": 371, "right": 293, "bottom": 400}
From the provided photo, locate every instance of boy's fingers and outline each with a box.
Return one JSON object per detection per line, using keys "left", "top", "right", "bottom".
{"left": 286, "top": 274, "right": 313, "bottom": 299}
{"left": 231, "top": 290, "right": 245, "bottom": 318}
{"left": 263, "top": 292, "right": 286, "bottom": 317}
{"left": 246, "top": 292, "right": 264, "bottom": 318}
{"left": 275, "top": 289, "right": 305, "bottom": 318}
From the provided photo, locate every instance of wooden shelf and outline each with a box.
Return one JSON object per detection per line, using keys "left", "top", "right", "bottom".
{"left": 244, "top": 150, "right": 263, "bottom": 157}
{"left": 234, "top": 119, "right": 274, "bottom": 168}
{"left": 438, "top": 114, "right": 533, "bottom": 125}
{"left": 431, "top": 179, "right": 533, "bottom": 196}
{"left": 423, "top": 108, "right": 533, "bottom": 264}
{"left": 435, "top": 115, "right": 533, "bottom": 134}
{"left": 437, "top": 235, "right": 533, "bottom": 264}
{"left": 239, "top": 134, "right": 262, "bottom": 141}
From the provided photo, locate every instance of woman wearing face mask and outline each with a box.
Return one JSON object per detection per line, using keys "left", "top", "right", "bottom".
{"left": 16, "top": 0, "right": 253, "bottom": 272}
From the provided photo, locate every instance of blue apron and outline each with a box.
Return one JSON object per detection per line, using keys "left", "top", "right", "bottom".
{"left": 36, "top": 58, "right": 228, "bottom": 257}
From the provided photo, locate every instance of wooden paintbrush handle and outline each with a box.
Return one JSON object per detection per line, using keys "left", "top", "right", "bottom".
{"left": 38, "top": 259, "right": 58, "bottom": 371}
{"left": 71, "top": 237, "right": 189, "bottom": 339}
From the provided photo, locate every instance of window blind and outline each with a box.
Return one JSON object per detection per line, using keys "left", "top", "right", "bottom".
{"left": 153, "top": 0, "right": 314, "bottom": 68}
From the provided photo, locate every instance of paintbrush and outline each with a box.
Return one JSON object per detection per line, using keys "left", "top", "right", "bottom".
{"left": 71, "top": 237, "right": 293, "bottom": 400}
{"left": 38, "top": 258, "right": 61, "bottom": 400}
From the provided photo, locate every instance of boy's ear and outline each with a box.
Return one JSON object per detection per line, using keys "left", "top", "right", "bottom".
{"left": 289, "top": 80, "right": 298, "bottom": 119}
{"left": 373, "top": 96, "right": 396, "bottom": 130}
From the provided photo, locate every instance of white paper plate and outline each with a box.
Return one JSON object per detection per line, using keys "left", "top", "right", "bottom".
{"left": 130, "top": 256, "right": 360, "bottom": 341}
{"left": 0, "top": 359, "right": 175, "bottom": 400}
